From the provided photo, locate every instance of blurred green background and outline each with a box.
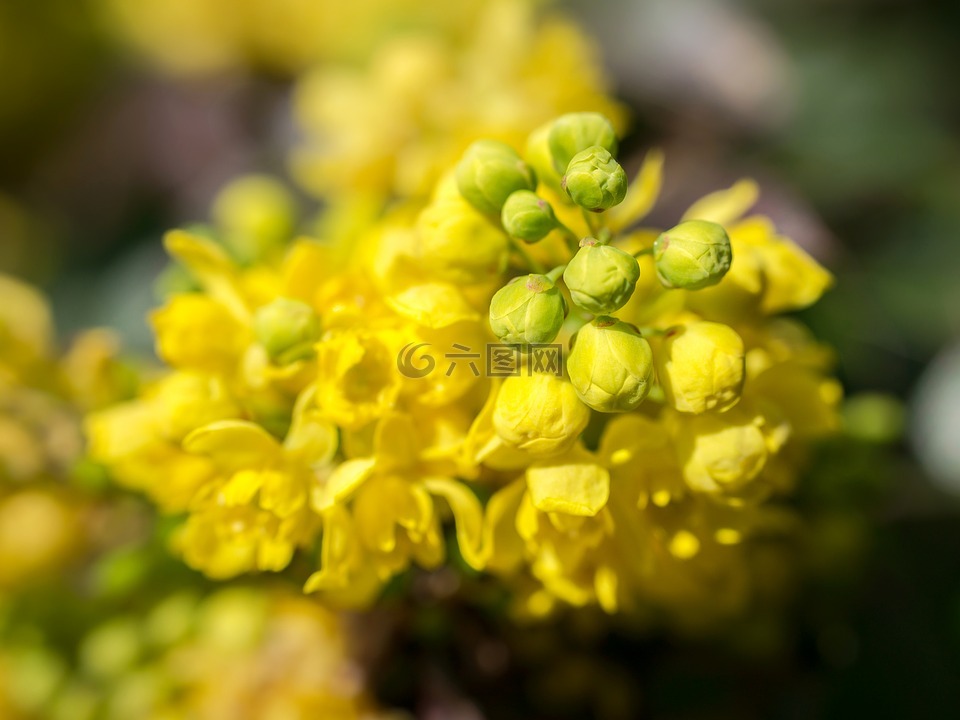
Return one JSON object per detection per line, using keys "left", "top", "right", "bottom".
{"left": 2, "top": 0, "right": 959, "bottom": 716}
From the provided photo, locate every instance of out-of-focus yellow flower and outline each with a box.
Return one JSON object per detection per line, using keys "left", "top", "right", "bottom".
{"left": 0, "top": 275, "right": 135, "bottom": 591}
{"left": 292, "top": 0, "right": 625, "bottom": 204}
{"left": 1, "top": 587, "right": 399, "bottom": 720}
{"left": 101, "top": 0, "right": 490, "bottom": 75}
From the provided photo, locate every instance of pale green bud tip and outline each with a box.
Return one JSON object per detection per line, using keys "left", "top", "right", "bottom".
{"left": 253, "top": 298, "right": 320, "bottom": 364}
{"left": 568, "top": 316, "right": 653, "bottom": 412}
{"left": 501, "top": 190, "right": 557, "bottom": 243}
{"left": 489, "top": 274, "right": 567, "bottom": 346}
{"left": 562, "top": 146, "right": 628, "bottom": 212}
{"left": 456, "top": 140, "right": 537, "bottom": 216}
{"left": 653, "top": 219, "right": 732, "bottom": 290}
{"left": 562, "top": 242, "right": 640, "bottom": 315}
{"left": 548, "top": 112, "right": 619, "bottom": 173}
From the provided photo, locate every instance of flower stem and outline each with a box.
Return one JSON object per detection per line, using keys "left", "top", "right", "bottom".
{"left": 509, "top": 238, "right": 546, "bottom": 274}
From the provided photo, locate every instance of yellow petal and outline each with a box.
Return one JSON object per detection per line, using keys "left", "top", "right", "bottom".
{"left": 607, "top": 149, "right": 664, "bottom": 233}
{"left": 283, "top": 385, "right": 338, "bottom": 465}
{"left": 163, "top": 230, "right": 250, "bottom": 320}
{"left": 526, "top": 446, "right": 610, "bottom": 517}
{"left": 682, "top": 179, "right": 758, "bottom": 226}
{"left": 385, "top": 282, "right": 480, "bottom": 329}
{"left": 314, "top": 458, "right": 376, "bottom": 511}
{"left": 373, "top": 414, "right": 419, "bottom": 470}
{"left": 483, "top": 479, "right": 527, "bottom": 573}
{"left": 183, "top": 420, "right": 282, "bottom": 471}
{"left": 423, "top": 477, "right": 485, "bottom": 570}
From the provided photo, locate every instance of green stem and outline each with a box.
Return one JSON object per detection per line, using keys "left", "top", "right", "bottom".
{"left": 636, "top": 326, "right": 668, "bottom": 337}
{"left": 546, "top": 264, "right": 567, "bottom": 283}
{"left": 581, "top": 208, "right": 603, "bottom": 237}
{"left": 555, "top": 221, "right": 581, "bottom": 255}
{"left": 509, "top": 238, "right": 546, "bottom": 274}
{"left": 632, "top": 247, "right": 654, "bottom": 258}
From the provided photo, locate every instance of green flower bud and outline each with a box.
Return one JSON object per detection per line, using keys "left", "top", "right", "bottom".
{"left": 501, "top": 190, "right": 557, "bottom": 243}
{"left": 653, "top": 220, "right": 732, "bottom": 290}
{"left": 489, "top": 274, "right": 567, "bottom": 345}
{"left": 567, "top": 317, "right": 654, "bottom": 412}
{"left": 253, "top": 298, "right": 321, "bottom": 364}
{"left": 455, "top": 140, "right": 537, "bottom": 216}
{"left": 561, "top": 146, "right": 628, "bottom": 212}
{"left": 562, "top": 239, "right": 641, "bottom": 314}
{"left": 548, "top": 112, "right": 619, "bottom": 173}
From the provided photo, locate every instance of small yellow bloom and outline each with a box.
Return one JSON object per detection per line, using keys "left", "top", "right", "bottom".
{"left": 675, "top": 409, "right": 768, "bottom": 496}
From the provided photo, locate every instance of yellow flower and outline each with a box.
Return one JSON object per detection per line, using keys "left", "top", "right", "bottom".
{"left": 674, "top": 409, "right": 769, "bottom": 498}
{"left": 306, "top": 413, "right": 484, "bottom": 605}
{"left": 291, "top": 0, "right": 625, "bottom": 203}
{"left": 174, "top": 388, "right": 337, "bottom": 577}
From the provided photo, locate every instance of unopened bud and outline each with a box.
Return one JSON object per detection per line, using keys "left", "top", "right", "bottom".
{"left": 501, "top": 190, "right": 557, "bottom": 243}
{"left": 562, "top": 146, "right": 627, "bottom": 212}
{"left": 656, "top": 321, "right": 744, "bottom": 414}
{"left": 562, "top": 239, "right": 640, "bottom": 314}
{"left": 253, "top": 298, "right": 321, "bottom": 365}
{"left": 548, "top": 112, "right": 618, "bottom": 173}
{"left": 489, "top": 274, "right": 567, "bottom": 346}
{"left": 493, "top": 373, "right": 590, "bottom": 456}
{"left": 567, "top": 317, "right": 653, "bottom": 412}
{"left": 455, "top": 140, "right": 537, "bottom": 216}
{"left": 654, "top": 220, "right": 732, "bottom": 290}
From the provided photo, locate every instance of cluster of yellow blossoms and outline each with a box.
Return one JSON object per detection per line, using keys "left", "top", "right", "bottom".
{"left": 88, "top": 111, "right": 840, "bottom": 621}
{"left": 100, "top": 0, "right": 492, "bottom": 76}
{"left": 292, "top": 0, "right": 623, "bottom": 206}
{"left": 0, "top": 274, "right": 132, "bottom": 589}
{"left": 1, "top": 587, "right": 396, "bottom": 720}
{"left": 0, "top": 272, "right": 396, "bottom": 719}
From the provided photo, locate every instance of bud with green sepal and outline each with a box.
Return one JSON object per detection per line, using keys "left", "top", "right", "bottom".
{"left": 254, "top": 298, "right": 321, "bottom": 365}
{"left": 562, "top": 238, "right": 640, "bottom": 314}
{"left": 562, "top": 146, "right": 628, "bottom": 212}
{"left": 489, "top": 274, "right": 567, "bottom": 346}
{"left": 548, "top": 112, "right": 619, "bottom": 173}
{"left": 501, "top": 190, "right": 559, "bottom": 243}
{"left": 567, "top": 317, "right": 654, "bottom": 413}
{"left": 456, "top": 139, "right": 537, "bottom": 216}
{"left": 653, "top": 219, "right": 732, "bottom": 290}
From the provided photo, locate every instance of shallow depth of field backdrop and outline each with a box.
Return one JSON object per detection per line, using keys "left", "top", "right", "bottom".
{"left": 1, "top": 0, "right": 959, "bottom": 718}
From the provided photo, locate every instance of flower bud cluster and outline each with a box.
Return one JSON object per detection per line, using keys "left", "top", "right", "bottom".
{"left": 88, "top": 106, "right": 840, "bottom": 622}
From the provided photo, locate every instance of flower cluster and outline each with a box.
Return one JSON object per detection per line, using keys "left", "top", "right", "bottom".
{"left": 0, "top": 587, "right": 396, "bottom": 720}
{"left": 292, "top": 0, "right": 624, "bottom": 207}
{"left": 89, "top": 110, "right": 840, "bottom": 622}
{"left": 0, "top": 274, "right": 133, "bottom": 589}
{"left": 100, "top": 0, "right": 490, "bottom": 75}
